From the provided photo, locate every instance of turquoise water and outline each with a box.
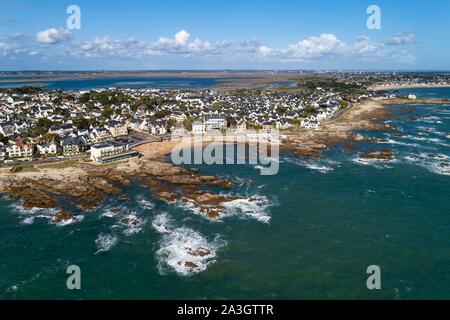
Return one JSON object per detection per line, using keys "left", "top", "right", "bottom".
{"left": 0, "top": 76, "right": 226, "bottom": 90}
{"left": 1, "top": 88, "right": 450, "bottom": 299}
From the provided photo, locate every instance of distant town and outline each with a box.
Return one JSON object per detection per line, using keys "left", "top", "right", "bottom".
{"left": 1, "top": 71, "right": 449, "bottom": 165}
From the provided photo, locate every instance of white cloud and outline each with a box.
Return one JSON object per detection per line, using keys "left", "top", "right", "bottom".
{"left": 13, "top": 28, "right": 414, "bottom": 66}
{"left": 175, "top": 30, "right": 190, "bottom": 45}
{"left": 78, "top": 36, "right": 145, "bottom": 58}
{"left": 387, "top": 32, "right": 414, "bottom": 45}
{"left": 286, "top": 33, "right": 347, "bottom": 59}
{"left": 36, "top": 28, "right": 72, "bottom": 44}
{"left": 257, "top": 33, "right": 415, "bottom": 64}
{"left": 352, "top": 35, "right": 381, "bottom": 55}
{"left": 259, "top": 46, "right": 273, "bottom": 56}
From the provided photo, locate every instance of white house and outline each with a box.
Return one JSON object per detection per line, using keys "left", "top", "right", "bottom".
{"left": 301, "top": 117, "right": 321, "bottom": 130}
{"left": 105, "top": 120, "right": 128, "bottom": 137}
{"left": 91, "top": 127, "right": 112, "bottom": 142}
{"left": 37, "top": 141, "right": 58, "bottom": 156}
{"left": 147, "top": 120, "right": 167, "bottom": 135}
{"left": 6, "top": 141, "right": 33, "bottom": 158}
{"left": 171, "top": 124, "right": 188, "bottom": 136}
{"left": 61, "top": 137, "right": 83, "bottom": 156}
{"left": 192, "top": 121, "right": 205, "bottom": 134}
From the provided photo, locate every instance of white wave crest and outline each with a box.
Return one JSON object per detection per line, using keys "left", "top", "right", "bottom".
{"left": 120, "top": 212, "right": 145, "bottom": 236}
{"left": 153, "top": 213, "right": 224, "bottom": 276}
{"left": 95, "top": 233, "right": 119, "bottom": 254}
{"left": 220, "top": 196, "right": 272, "bottom": 223}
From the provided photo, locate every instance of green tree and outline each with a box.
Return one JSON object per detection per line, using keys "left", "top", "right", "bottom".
{"left": 167, "top": 119, "right": 177, "bottom": 128}
{"left": 74, "top": 117, "right": 90, "bottom": 130}
{"left": 31, "top": 118, "right": 54, "bottom": 136}
{"left": 101, "top": 107, "right": 114, "bottom": 118}
{"left": 183, "top": 118, "right": 193, "bottom": 131}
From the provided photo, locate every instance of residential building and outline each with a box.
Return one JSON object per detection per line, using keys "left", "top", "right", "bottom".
{"left": 192, "top": 121, "right": 205, "bottom": 134}
{"left": 37, "top": 140, "right": 58, "bottom": 156}
{"left": 90, "top": 142, "right": 139, "bottom": 163}
{"left": 204, "top": 113, "right": 227, "bottom": 131}
{"left": 6, "top": 140, "right": 33, "bottom": 158}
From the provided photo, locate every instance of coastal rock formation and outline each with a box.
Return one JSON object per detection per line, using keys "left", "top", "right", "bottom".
{"left": 362, "top": 150, "right": 395, "bottom": 161}
{"left": 1, "top": 156, "right": 238, "bottom": 221}
{"left": 282, "top": 100, "right": 391, "bottom": 158}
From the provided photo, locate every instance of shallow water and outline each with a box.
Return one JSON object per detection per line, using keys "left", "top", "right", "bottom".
{"left": 1, "top": 88, "right": 450, "bottom": 299}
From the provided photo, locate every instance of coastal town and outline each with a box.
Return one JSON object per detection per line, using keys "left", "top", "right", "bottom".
{"left": 0, "top": 75, "right": 406, "bottom": 166}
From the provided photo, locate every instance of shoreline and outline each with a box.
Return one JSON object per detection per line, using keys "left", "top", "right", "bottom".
{"left": 0, "top": 96, "right": 446, "bottom": 218}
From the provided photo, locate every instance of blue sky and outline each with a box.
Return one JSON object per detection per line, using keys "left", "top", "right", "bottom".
{"left": 0, "top": 0, "right": 449, "bottom": 70}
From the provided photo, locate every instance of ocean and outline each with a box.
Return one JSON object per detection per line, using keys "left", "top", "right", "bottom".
{"left": 1, "top": 87, "right": 450, "bottom": 299}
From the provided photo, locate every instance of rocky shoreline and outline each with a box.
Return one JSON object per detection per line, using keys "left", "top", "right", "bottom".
{"left": 1, "top": 97, "right": 446, "bottom": 225}
{"left": 1, "top": 158, "right": 241, "bottom": 224}
{"left": 281, "top": 100, "right": 392, "bottom": 157}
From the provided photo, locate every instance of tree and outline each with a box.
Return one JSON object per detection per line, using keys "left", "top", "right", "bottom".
{"left": 74, "top": 117, "right": 90, "bottom": 130}
{"left": 31, "top": 118, "right": 54, "bottom": 136}
{"left": 130, "top": 103, "right": 139, "bottom": 113}
{"left": 80, "top": 92, "right": 91, "bottom": 103}
{"left": 167, "top": 119, "right": 177, "bottom": 128}
{"left": 183, "top": 118, "right": 193, "bottom": 131}
{"left": 42, "top": 133, "right": 60, "bottom": 143}
{"left": 154, "top": 110, "right": 171, "bottom": 119}
{"left": 101, "top": 107, "right": 114, "bottom": 118}
{"left": 340, "top": 100, "right": 349, "bottom": 110}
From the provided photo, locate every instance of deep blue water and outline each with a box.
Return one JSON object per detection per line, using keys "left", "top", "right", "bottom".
{"left": 0, "top": 88, "right": 449, "bottom": 299}
{"left": 0, "top": 76, "right": 226, "bottom": 90}
{"left": 394, "top": 87, "right": 450, "bottom": 99}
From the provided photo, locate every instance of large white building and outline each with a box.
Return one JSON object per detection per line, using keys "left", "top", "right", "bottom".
{"left": 90, "top": 142, "right": 138, "bottom": 163}
{"left": 105, "top": 121, "right": 128, "bottom": 137}
{"left": 6, "top": 141, "right": 33, "bottom": 158}
{"left": 204, "top": 114, "right": 227, "bottom": 131}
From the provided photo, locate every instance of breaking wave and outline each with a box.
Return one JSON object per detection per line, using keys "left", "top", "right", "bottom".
{"left": 152, "top": 213, "right": 225, "bottom": 276}
{"left": 220, "top": 195, "right": 272, "bottom": 223}
{"left": 95, "top": 233, "right": 119, "bottom": 254}
{"left": 403, "top": 154, "right": 450, "bottom": 176}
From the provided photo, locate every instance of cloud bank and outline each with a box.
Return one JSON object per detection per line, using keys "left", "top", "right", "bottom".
{"left": 1, "top": 28, "right": 417, "bottom": 68}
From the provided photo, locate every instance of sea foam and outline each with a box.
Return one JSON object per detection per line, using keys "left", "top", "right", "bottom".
{"left": 152, "top": 213, "right": 224, "bottom": 276}
{"left": 95, "top": 233, "right": 119, "bottom": 254}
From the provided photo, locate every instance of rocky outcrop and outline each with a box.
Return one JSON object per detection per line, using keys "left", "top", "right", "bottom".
{"left": 362, "top": 150, "right": 395, "bottom": 161}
